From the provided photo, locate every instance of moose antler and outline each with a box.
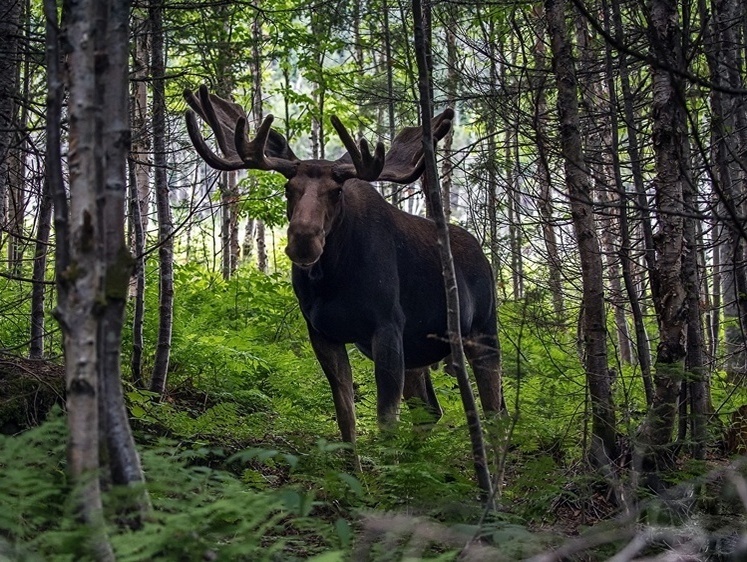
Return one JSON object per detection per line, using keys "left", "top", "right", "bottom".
{"left": 330, "top": 116, "right": 386, "bottom": 181}
{"left": 331, "top": 108, "right": 455, "bottom": 185}
{"left": 184, "top": 85, "right": 298, "bottom": 177}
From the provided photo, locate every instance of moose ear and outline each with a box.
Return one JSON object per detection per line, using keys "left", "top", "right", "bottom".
{"left": 265, "top": 129, "right": 298, "bottom": 162}
{"left": 377, "top": 108, "right": 455, "bottom": 184}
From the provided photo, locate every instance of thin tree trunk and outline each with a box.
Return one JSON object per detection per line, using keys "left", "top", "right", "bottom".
{"left": 637, "top": 0, "right": 689, "bottom": 477}
{"left": 220, "top": 170, "right": 239, "bottom": 278}
{"left": 440, "top": 2, "right": 458, "bottom": 221}
{"left": 531, "top": 10, "right": 564, "bottom": 321}
{"left": 130, "top": 12, "right": 150, "bottom": 233}
{"left": 7, "top": 0, "right": 29, "bottom": 276}
{"left": 150, "top": 0, "right": 174, "bottom": 397}
{"left": 96, "top": 0, "right": 149, "bottom": 513}
{"left": 707, "top": 0, "right": 747, "bottom": 381}
{"left": 250, "top": 16, "right": 267, "bottom": 273}
{"left": 607, "top": 0, "right": 653, "bottom": 403}
{"left": 30, "top": 1, "right": 53, "bottom": 357}
{"left": 612, "top": 2, "right": 659, "bottom": 311}
{"left": 256, "top": 220, "right": 267, "bottom": 273}
{"left": 29, "top": 177, "right": 52, "bottom": 359}
{"left": 545, "top": 0, "right": 617, "bottom": 471}
{"left": 382, "top": 0, "right": 399, "bottom": 207}
{"left": 129, "top": 11, "right": 149, "bottom": 388}
{"left": 0, "top": 0, "right": 22, "bottom": 240}
{"left": 242, "top": 218, "right": 255, "bottom": 264}
{"left": 128, "top": 161, "right": 146, "bottom": 387}
{"left": 413, "top": 0, "right": 494, "bottom": 507}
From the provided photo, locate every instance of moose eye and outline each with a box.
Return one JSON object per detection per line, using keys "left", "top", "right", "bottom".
{"left": 330, "top": 187, "right": 343, "bottom": 200}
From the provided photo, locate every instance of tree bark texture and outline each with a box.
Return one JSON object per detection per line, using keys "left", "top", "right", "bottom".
{"left": 0, "top": 0, "right": 22, "bottom": 246}
{"left": 96, "top": 0, "right": 149, "bottom": 507}
{"left": 545, "top": 0, "right": 617, "bottom": 469}
{"left": 29, "top": 175, "right": 52, "bottom": 359}
{"left": 637, "top": 0, "right": 689, "bottom": 473}
{"left": 707, "top": 0, "right": 747, "bottom": 381}
{"left": 150, "top": 0, "right": 174, "bottom": 397}
{"left": 49, "top": 0, "right": 113, "bottom": 555}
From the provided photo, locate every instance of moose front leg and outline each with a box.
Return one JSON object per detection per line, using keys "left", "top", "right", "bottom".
{"left": 307, "top": 324, "right": 361, "bottom": 471}
{"left": 371, "top": 327, "right": 406, "bottom": 429}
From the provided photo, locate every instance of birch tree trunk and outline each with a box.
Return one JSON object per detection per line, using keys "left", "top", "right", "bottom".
{"left": 49, "top": 0, "right": 114, "bottom": 554}
{"left": 545, "top": 0, "right": 617, "bottom": 471}
{"left": 96, "top": 0, "right": 149, "bottom": 511}
{"left": 128, "top": 13, "right": 149, "bottom": 386}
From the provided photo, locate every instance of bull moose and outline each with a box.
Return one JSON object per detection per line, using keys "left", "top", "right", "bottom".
{"left": 184, "top": 86, "right": 503, "bottom": 467}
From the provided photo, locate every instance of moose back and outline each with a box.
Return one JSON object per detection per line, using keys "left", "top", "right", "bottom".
{"left": 185, "top": 86, "right": 504, "bottom": 466}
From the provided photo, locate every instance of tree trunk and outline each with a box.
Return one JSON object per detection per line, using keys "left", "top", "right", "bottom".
{"left": 531, "top": 10, "right": 564, "bottom": 320}
{"left": 130, "top": 12, "right": 150, "bottom": 233}
{"left": 440, "top": 2, "right": 458, "bottom": 221}
{"left": 129, "top": 11, "right": 149, "bottom": 388}
{"left": 545, "top": 0, "right": 617, "bottom": 470}
{"left": 128, "top": 161, "right": 146, "bottom": 388}
{"left": 150, "top": 0, "right": 174, "bottom": 397}
{"left": 0, "top": 0, "right": 22, "bottom": 257}
{"left": 637, "top": 0, "right": 689, "bottom": 477}
{"left": 30, "top": 2, "right": 54, "bottom": 358}
{"left": 706, "top": 0, "right": 747, "bottom": 382}
{"left": 413, "top": 0, "right": 494, "bottom": 506}
{"left": 49, "top": 0, "right": 113, "bottom": 555}
{"left": 29, "top": 177, "right": 52, "bottom": 359}
{"left": 382, "top": 0, "right": 399, "bottom": 207}
{"left": 220, "top": 170, "right": 239, "bottom": 279}
{"left": 256, "top": 220, "right": 267, "bottom": 273}
{"left": 96, "top": 0, "right": 149, "bottom": 513}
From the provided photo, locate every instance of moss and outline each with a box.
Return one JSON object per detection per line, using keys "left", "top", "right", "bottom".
{"left": 105, "top": 244, "right": 135, "bottom": 300}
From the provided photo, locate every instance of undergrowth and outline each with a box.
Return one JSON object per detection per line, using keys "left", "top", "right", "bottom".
{"left": 3, "top": 262, "right": 747, "bottom": 559}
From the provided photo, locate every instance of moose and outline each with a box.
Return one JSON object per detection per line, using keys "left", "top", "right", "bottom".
{"left": 184, "top": 86, "right": 503, "bottom": 467}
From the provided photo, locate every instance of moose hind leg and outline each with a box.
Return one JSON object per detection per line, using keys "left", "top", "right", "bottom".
{"left": 464, "top": 333, "right": 506, "bottom": 414}
{"left": 371, "top": 327, "right": 406, "bottom": 430}
{"left": 404, "top": 368, "right": 443, "bottom": 424}
{"left": 307, "top": 324, "right": 360, "bottom": 470}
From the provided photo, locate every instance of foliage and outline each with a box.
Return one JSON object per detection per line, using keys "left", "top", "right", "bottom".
{"left": 0, "top": 410, "right": 349, "bottom": 561}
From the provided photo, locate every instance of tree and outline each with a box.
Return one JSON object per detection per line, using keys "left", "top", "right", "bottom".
{"left": 545, "top": 0, "right": 617, "bottom": 472}
{"left": 636, "top": 0, "right": 689, "bottom": 478}
{"left": 0, "top": 0, "right": 23, "bottom": 256}
{"left": 412, "top": 0, "right": 494, "bottom": 506}
{"left": 150, "top": 0, "right": 174, "bottom": 397}
{"left": 48, "top": 0, "right": 147, "bottom": 553}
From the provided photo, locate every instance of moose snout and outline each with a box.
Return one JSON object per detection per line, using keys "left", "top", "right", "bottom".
{"left": 286, "top": 222, "right": 325, "bottom": 267}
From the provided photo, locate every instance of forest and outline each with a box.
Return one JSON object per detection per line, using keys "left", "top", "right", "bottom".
{"left": 1, "top": 0, "right": 747, "bottom": 559}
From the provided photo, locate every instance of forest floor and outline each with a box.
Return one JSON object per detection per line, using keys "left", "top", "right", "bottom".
{"left": 0, "top": 354, "right": 65, "bottom": 435}
{"left": 4, "top": 357, "right": 747, "bottom": 560}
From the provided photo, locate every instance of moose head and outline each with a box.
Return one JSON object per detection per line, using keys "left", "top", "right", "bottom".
{"left": 184, "top": 85, "right": 454, "bottom": 268}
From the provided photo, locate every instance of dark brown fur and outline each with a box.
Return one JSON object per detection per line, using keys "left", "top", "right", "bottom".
{"left": 184, "top": 87, "right": 503, "bottom": 465}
